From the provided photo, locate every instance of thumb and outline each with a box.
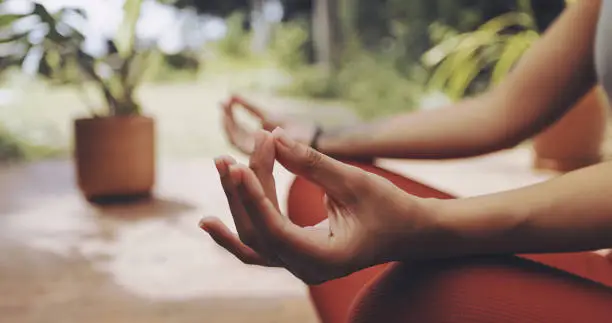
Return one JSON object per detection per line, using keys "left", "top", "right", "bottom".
{"left": 272, "top": 127, "right": 361, "bottom": 201}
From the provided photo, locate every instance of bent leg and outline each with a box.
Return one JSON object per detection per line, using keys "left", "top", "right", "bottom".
{"left": 287, "top": 163, "right": 453, "bottom": 323}
{"left": 288, "top": 162, "right": 612, "bottom": 323}
{"left": 349, "top": 255, "right": 612, "bottom": 323}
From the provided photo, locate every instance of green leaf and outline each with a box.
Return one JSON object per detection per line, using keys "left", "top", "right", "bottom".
{"left": 422, "top": 34, "right": 465, "bottom": 66}
{"left": 0, "top": 14, "right": 26, "bottom": 27}
{"left": 427, "top": 51, "right": 465, "bottom": 94}
{"left": 477, "top": 12, "right": 535, "bottom": 33}
{"left": 32, "top": 4, "right": 57, "bottom": 27}
{"left": 491, "top": 30, "right": 539, "bottom": 84}
{"left": 45, "top": 48, "right": 62, "bottom": 71}
{"left": 114, "top": 0, "right": 143, "bottom": 58}
{"left": 0, "top": 31, "right": 29, "bottom": 44}
{"left": 426, "top": 30, "right": 501, "bottom": 96}
{"left": 126, "top": 50, "right": 161, "bottom": 90}
{"left": 448, "top": 55, "right": 483, "bottom": 99}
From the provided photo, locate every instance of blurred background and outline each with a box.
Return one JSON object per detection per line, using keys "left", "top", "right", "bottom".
{"left": 0, "top": 0, "right": 569, "bottom": 322}
{"left": 0, "top": 0, "right": 569, "bottom": 160}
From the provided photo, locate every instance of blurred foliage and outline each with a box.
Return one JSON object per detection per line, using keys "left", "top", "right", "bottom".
{"left": 422, "top": 0, "right": 568, "bottom": 100}
{"left": 0, "top": 125, "right": 26, "bottom": 162}
{"left": 336, "top": 53, "right": 423, "bottom": 119}
{"left": 270, "top": 19, "right": 310, "bottom": 71}
{"left": 214, "top": 12, "right": 252, "bottom": 59}
{"left": 282, "top": 58, "right": 423, "bottom": 118}
{"left": 268, "top": 0, "right": 566, "bottom": 117}
{"left": 0, "top": 3, "right": 86, "bottom": 80}
{"left": 273, "top": 20, "right": 423, "bottom": 118}
{"left": 0, "top": 123, "right": 64, "bottom": 162}
{"left": 159, "top": 0, "right": 250, "bottom": 17}
{"left": 422, "top": 11, "right": 539, "bottom": 99}
{"left": 162, "top": 0, "right": 312, "bottom": 22}
{"left": 0, "top": 0, "right": 148, "bottom": 116}
{"left": 0, "top": 0, "right": 202, "bottom": 117}
{"left": 151, "top": 52, "right": 201, "bottom": 82}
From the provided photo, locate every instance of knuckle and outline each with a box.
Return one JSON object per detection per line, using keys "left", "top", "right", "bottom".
{"left": 223, "top": 190, "right": 234, "bottom": 202}
{"left": 353, "top": 171, "right": 373, "bottom": 190}
{"left": 302, "top": 147, "right": 323, "bottom": 170}
{"left": 249, "top": 158, "right": 261, "bottom": 171}
{"left": 301, "top": 274, "right": 328, "bottom": 286}
{"left": 351, "top": 172, "right": 380, "bottom": 197}
{"left": 240, "top": 235, "right": 258, "bottom": 249}
{"left": 273, "top": 237, "right": 288, "bottom": 251}
{"left": 264, "top": 232, "right": 286, "bottom": 251}
{"left": 240, "top": 256, "right": 255, "bottom": 265}
{"left": 301, "top": 276, "right": 318, "bottom": 286}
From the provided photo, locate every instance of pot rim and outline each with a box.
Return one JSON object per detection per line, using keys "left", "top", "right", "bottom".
{"left": 75, "top": 115, "right": 155, "bottom": 124}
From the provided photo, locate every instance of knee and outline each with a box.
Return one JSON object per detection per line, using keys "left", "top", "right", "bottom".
{"left": 286, "top": 176, "right": 326, "bottom": 227}
{"left": 348, "top": 257, "right": 545, "bottom": 323}
{"left": 286, "top": 162, "right": 377, "bottom": 227}
{"left": 348, "top": 261, "right": 448, "bottom": 323}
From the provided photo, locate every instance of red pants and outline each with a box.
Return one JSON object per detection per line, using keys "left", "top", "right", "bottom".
{"left": 287, "top": 164, "right": 612, "bottom": 323}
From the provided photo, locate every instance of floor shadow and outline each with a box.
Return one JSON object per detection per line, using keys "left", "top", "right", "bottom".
{"left": 91, "top": 196, "right": 197, "bottom": 221}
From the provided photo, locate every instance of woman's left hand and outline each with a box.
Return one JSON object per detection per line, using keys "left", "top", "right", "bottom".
{"left": 199, "top": 128, "right": 439, "bottom": 285}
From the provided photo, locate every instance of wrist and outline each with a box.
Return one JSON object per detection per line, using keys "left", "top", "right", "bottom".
{"left": 422, "top": 196, "right": 532, "bottom": 259}
{"left": 389, "top": 197, "right": 474, "bottom": 262}
{"left": 408, "top": 197, "right": 462, "bottom": 259}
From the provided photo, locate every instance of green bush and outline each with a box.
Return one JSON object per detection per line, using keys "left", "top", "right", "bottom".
{"left": 215, "top": 12, "right": 252, "bottom": 59}
{"left": 281, "top": 66, "right": 340, "bottom": 99}
{"left": 282, "top": 53, "right": 422, "bottom": 119}
{"left": 270, "top": 20, "right": 310, "bottom": 71}
{"left": 269, "top": 19, "right": 423, "bottom": 119}
{"left": 0, "top": 127, "right": 27, "bottom": 162}
{"left": 337, "top": 53, "right": 422, "bottom": 119}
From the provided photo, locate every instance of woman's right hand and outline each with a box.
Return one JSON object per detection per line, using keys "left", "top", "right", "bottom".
{"left": 200, "top": 129, "right": 441, "bottom": 285}
{"left": 221, "top": 95, "right": 318, "bottom": 155}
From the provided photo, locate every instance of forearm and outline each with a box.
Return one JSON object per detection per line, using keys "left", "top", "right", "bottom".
{"left": 430, "top": 161, "right": 612, "bottom": 258}
{"left": 317, "top": 94, "right": 521, "bottom": 160}
{"left": 317, "top": 0, "right": 599, "bottom": 161}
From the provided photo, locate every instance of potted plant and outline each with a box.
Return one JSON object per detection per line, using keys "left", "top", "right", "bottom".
{"left": 1, "top": 0, "right": 157, "bottom": 201}
{"left": 422, "top": 0, "right": 607, "bottom": 172}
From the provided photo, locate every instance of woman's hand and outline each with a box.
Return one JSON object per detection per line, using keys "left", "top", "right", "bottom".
{"left": 221, "top": 95, "right": 318, "bottom": 155}
{"left": 200, "top": 128, "right": 439, "bottom": 285}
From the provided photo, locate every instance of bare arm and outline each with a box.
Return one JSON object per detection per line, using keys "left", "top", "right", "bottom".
{"left": 428, "top": 160, "right": 612, "bottom": 258}
{"left": 318, "top": 0, "right": 600, "bottom": 159}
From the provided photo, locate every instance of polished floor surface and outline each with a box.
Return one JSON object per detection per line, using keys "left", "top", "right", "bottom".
{"left": 0, "top": 159, "right": 318, "bottom": 323}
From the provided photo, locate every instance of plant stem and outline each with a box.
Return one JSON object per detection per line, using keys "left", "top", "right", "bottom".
{"left": 74, "top": 81, "right": 100, "bottom": 117}
{"left": 75, "top": 58, "right": 118, "bottom": 116}
{"left": 517, "top": 0, "right": 534, "bottom": 17}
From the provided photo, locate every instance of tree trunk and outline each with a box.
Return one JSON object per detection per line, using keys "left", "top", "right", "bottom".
{"left": 250, "top": 0, "right": 270, "bottom": 54}
{"left": 312, "top": 0, "right": 342, "bottom": 71}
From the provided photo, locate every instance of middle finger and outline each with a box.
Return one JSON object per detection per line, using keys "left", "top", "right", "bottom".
{"left": 249, "top": 130, "right": 279, "bottom": 209}
{"left": 216, "top": 156, "right": 260, "bottom": 249}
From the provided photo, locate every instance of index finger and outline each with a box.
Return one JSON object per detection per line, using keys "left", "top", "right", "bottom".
{"left": 235, "top": 165, "right": 331, "bottom": 259}
{"left": 230, "top": 95, "right": 266, "bottom": 120}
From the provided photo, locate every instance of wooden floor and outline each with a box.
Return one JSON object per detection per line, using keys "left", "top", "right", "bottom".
{"left": 0, "top": 159, "right": 318, "bottom": 323}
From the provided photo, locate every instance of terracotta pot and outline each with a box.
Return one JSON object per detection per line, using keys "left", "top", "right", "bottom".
{"left": 74, "top": 116, "right": 156, "bottom": 201}
{"left": 533, "top": 86, "right": 608, "bottom": 172}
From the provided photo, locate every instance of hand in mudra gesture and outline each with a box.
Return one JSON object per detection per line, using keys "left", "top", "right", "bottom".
{"left": 200, "top": 128, "right": 436, "bottom": 285}
{"left": 221, "top": 95, "right": 318, "bottom": 155}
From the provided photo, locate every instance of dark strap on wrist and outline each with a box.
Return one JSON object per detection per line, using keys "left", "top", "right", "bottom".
{"left": 310, "top": 125, "right": 324, "bottom": 151}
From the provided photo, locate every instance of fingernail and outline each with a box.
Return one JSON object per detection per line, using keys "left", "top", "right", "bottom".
{"left": 228, "top": 165, "right": 243, "bottom": 186}
{"left": 198, "top": 218, "right": 209, "bottom": 231}
{"left": 272, "top": 127, "right": 294, "bottom": 148}
{"left": 214, "top": 157, "right": 227, "bottom": 177}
